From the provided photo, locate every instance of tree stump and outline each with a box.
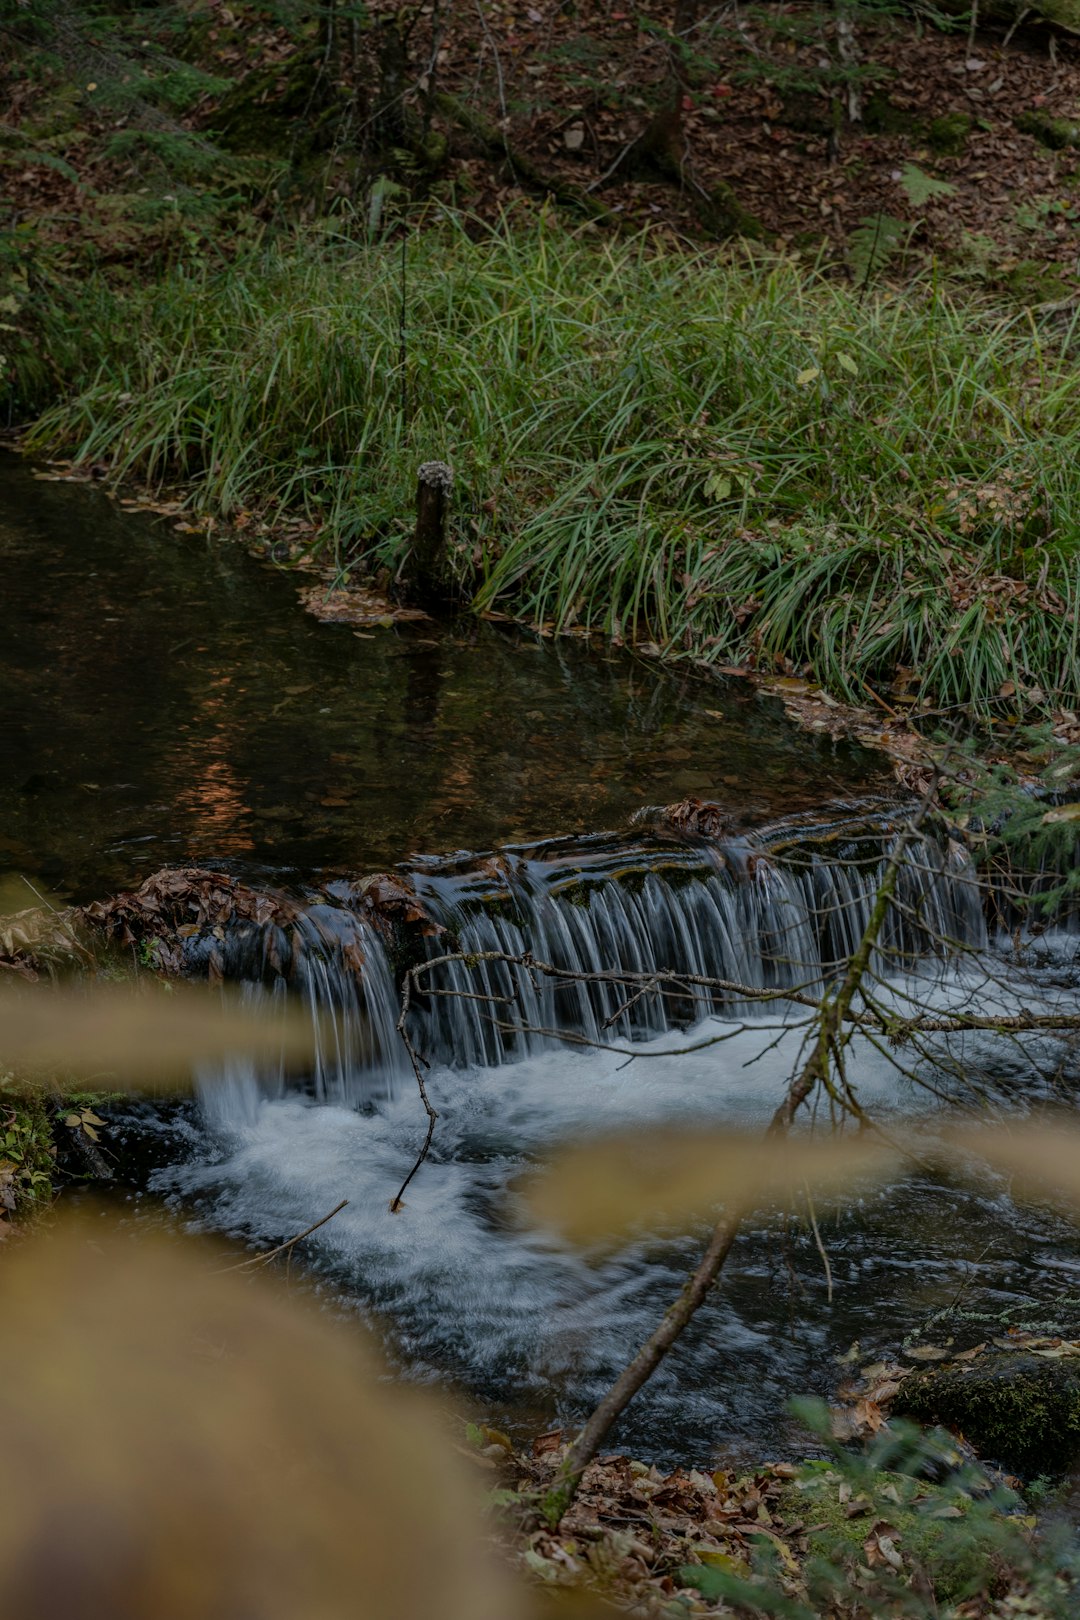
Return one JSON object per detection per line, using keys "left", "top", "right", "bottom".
{"left": 400, "top": 460, "right": 454, "bottom": 611}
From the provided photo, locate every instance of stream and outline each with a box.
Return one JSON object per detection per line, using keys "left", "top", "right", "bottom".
{"left": 5, "top": 452, "right": 1080, "bottom": 1468}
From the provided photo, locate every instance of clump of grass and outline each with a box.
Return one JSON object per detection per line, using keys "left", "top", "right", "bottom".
{"left": 13, "top": 210, "right": 1080, "bottom": 714}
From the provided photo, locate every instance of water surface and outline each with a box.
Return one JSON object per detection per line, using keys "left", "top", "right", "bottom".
{"left": 0, "top": 452, "right": 885, "bottom": 903}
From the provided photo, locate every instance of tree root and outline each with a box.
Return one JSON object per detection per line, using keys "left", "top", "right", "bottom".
{"left": 432, "top": 91, "right": 616, "bottom": 224}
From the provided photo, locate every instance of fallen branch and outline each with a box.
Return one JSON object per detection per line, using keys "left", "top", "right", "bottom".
{"left": 542, "top": 800, "right": 937, "bottom": 1522}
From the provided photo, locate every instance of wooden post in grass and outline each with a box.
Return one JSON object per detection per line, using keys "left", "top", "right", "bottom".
{"left": 401, "top": 460, "right": 454, "bottom": 611}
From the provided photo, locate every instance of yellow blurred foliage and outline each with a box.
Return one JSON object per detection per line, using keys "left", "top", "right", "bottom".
{"left": 0, "top": 1216, "right": 518, "bottom": 1620}
{"left": 946, "top": 1120, "right": 1080, "bottom": 1212}
{"left": 0, "top": 981, "right": 324, "bottom": 1088}
{"left": 522, "top": 1126, "right": 901, "bottom": 1245}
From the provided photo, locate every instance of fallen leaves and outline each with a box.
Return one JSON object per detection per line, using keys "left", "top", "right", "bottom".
{"left": 82, "top": 866, "right": 301, "bottom": 975}
{"left": 297, "top": 582, "right": 429, "bottom": 628}
{"left": 654, "top": 797, "right": 730, "bottom": 839}
{"left": 517, "top": 1443, "right": 808, "bottom": 1611}
{"left": 340, "top": 872, "right": 445, "bottom": 942}
{"left": 0, "top": 904, "right": 90, "bottom": 981}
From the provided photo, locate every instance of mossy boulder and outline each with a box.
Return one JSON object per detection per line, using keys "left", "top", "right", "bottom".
{"left": 1017, "top": 109, "right": 1080, "bottom": 150}
{"left": 777, "top": 91, "right": 835, "bottom": 137}
{"left": 894, "top": 1352, "right": 1080, "bottom": 1476}
{"left": 779, "top": 1466, "right": 1008, "bottom": 1603}
{"left": 924, "top": 0, "right": 1080, "bottom": 30}
{"left": 928, "top": 112, "right": 972, "bottom": 155}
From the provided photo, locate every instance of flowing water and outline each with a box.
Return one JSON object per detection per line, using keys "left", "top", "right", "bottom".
{"left": 5, "top": 452, "right": 1080, "bottom": 1466}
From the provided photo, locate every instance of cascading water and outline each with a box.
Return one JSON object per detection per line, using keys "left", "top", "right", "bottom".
{"left": 154, "top": 803, "right": 1080, "bottom": 1463}
{"left": 189, "top": 805, "right": 988, "bottom": 1105}
{"left": 408, "top": 820, "right": 987, "bottom": 1069}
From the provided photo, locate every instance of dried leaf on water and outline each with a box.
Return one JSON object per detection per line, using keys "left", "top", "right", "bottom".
{"left": 297, "top": 583, "right": 429, "bottom": 627}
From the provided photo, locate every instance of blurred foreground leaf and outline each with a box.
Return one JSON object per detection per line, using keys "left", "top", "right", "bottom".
{"left": 523, "top": 1128, "right": 900, "bottom": 1245}
{"left": 0, "top": 981, "right": 324, "bottom": 1087}
{"left": 0, "top": 1215, "right": 516, "bottom": 1620}
{"left": 947, "top": 1120, "right": 1080, "bottom": 1212}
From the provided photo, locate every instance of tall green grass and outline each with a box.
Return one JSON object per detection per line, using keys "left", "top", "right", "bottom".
{"left": 16, "top": 211, "right": 1080, "bottom": 713}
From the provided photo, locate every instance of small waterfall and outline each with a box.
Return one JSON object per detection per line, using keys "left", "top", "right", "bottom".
{"left": 410, "top": 825, "right": 987, "bottom": 1068}
{"left": 190, "top": 805, "right": 990, "bottom": 1110}
{"left": 192, "top": 904, "right": 406, "bottom": 1129}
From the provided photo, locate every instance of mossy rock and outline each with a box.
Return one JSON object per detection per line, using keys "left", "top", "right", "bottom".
{"left": 863, "top": 92, "right": 923, "bottom": 137}
{"left": 1017, "top": 109, "right": 1080, "bottom": 150}
{"left": 779, "top": 1467, "right": 1006, "bottom": 1603}
{"left": 894, "top": 1352, "right": 1080, "bottom": 1475}
{"left": 928, "top": 112, "right": 971, "bottom": 155}
{"left": 928, "top": 0, "right": 1080, "bottom": 29}
{"left": 777, "top": 90, "right": 835, "bottom": 137}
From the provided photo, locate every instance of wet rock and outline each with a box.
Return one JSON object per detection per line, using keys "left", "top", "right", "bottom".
{"left": 894, "top": 1351, "right": 1080, "bottom": 1476}
{"left": 80, "top": 868, "right": 301, "bottom": 977}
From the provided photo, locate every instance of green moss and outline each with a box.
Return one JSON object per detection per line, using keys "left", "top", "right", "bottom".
{"left": 212, "top": 55, "right": 346, "bottom": 158}
{"left": 780, "top": 1466, "right": 1004, "bottom": 1603}
{"left": 864, "top": 92, "right": 923, "bottom": 137}
{"left": 1035, "top": 0, "right": 1080, "bottom": 29}
{"left": 1017, "top": 109, "right": 1080, "bottom": 151}
{"left": 928, "top": 112, "right": 972, "bottom": 155}
{"left": 895, "top": 1353, "right": 1080, "bottom": 1475}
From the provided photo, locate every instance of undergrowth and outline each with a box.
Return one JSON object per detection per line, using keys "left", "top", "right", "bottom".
{"left": 11, "top": 210, "right": 1080, "bottom": 715}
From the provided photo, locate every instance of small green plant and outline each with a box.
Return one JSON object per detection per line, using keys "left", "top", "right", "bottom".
{"left": 0, "top": 1089, "right": 55, "bottom": 1218}
{"left": 848, "top": 212, "right": 909, "bottom": 284}
{"left": 900, "top": 163, "right": 957, "bottom": 207}
{"left": 681, "top": 1399, "right": 1079, "bottom": 1617}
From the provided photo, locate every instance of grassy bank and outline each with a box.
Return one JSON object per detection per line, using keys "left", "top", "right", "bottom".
{"left": 12, "top": 212, "right": 1080, "bottom": 714}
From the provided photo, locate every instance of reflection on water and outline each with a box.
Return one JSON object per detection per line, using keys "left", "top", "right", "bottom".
{"left": 0, "top": 453, "right": 886, "bottom": 903}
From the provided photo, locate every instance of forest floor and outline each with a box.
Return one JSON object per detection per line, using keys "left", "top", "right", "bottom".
{"left": 3, "top": 0, "right": 1080, "bottom": 295}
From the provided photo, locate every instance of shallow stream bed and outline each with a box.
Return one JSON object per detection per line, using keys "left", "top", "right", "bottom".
{"left": 5, "top": 452, "right": 1080, "bottom": 1469}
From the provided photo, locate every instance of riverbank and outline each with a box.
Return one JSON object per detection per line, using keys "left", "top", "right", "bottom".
{"left": 8, "top": 215, "right": 1080, "bottom": 729}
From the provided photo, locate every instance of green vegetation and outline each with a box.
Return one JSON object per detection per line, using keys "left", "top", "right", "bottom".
{"left": 0, "top": 1084, "right": 55, "bottom": 1220}
{"left": 676, "top": 1407, "right": 1080, "bottom": 1617}
{"left": 10, "top": 213, "right": 1080, "bottom": 716}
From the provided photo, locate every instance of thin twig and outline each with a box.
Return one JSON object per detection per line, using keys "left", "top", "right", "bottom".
{"left": 214, "top": 1199, "right": 349, "bottom": 1274}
